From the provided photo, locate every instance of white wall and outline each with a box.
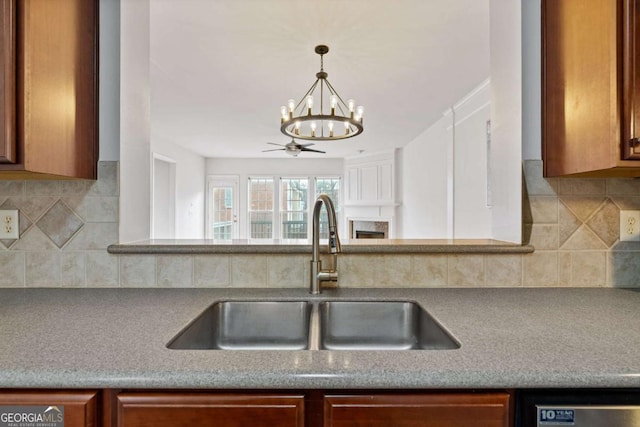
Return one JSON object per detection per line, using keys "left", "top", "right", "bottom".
{"left": 489, "top": 0, "right": 522, "bottom": 243}
{"left": 207, "top": 158, "right": 343, "bottom": 239}
{"left": 454, "top": 82, "right": 492, "bottom": 238}
{"left": 400, "top": 114, "right": 452, "bottom": 238}
{"left": 153, "top": 136, "right": 206, "bottom": 238}
{"left": 522, "top": 0, "right": 541, "bottom": 160}
{"left": 119, "top": 0, "right": 151, "bottom": 243}
{"left": 400, "top": 81, "right": 491, "bottom": 239}
{"left": 99, "top": 0, "right": 120, "bottom": 161}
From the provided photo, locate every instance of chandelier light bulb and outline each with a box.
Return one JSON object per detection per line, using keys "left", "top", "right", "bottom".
{"left": 281, "top": 106, "right": 288, "bottom": 122}
{"left": 330, "top": 95, "right": 338, "bottom": 115}
{"left": 328, "top": 121, "right": 334, "bottom": 137}
{"left": 310, "top": 121, "right": 317, "bottom": 137}
{"left": 356, "top": 106, "right": 364, "bottom": 122}
{"left": 294, "top": 121, "right": 300, "bottom": 135}
{"left": 306, "top": 95, "right": 314, "bottom": 115}
{"left": 344, "top": 121, "right": 350, "bottom": 135}
{"left": 347, "top": 99, "right": 355, "bottom": 112}
{"left": 288, "top": 99, "right": 296, "bottom": 113}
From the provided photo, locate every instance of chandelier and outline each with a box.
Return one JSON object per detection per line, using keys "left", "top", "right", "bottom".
{"left": 280, "top": 45, "right": 364, "bottom": 141}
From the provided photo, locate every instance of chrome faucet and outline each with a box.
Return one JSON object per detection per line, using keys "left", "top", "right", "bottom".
{"left": 310, "top": 194, "right": 342, "bottom": 294}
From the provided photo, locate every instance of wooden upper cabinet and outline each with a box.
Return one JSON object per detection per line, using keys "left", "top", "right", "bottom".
{"left": 624, "top": 0, "right": 640, "bottom": 159}
{"left": 0, "top": 0, "right": 15, "bottom": 164}
{"left": 0, "top": 0, "right": 97, "bottom": 179}
{"left": 117, "top": 392, "right": 305, "bottom": 427}
{"left": 324, "top": 393, "right": 511, "bottom": 427}
{"left": 543, "top": 0, "right": 640, "bottom": 177}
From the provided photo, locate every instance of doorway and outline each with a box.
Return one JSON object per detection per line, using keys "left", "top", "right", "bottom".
{"left": 152, "top": 154, "right": 177, "bottom": 239}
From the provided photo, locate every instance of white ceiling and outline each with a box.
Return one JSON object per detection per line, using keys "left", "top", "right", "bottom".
{"left": 149, "top": 0, "right": 490, "bottom": 159}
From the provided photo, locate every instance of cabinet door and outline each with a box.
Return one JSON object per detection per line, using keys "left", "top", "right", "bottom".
{"left": 623, "top": 0, "right": 640, "bottom": 159}
{"left": 0, "top": 0, "right": 14, "bottom": 164}
{"left": 542, "top": 0, "right": 621, "bottom": 176}
{"left": 18, "top": 0, "right": 97, "bottom": 178}
{"left": 0, "top": 390, "right": 97, "bottom": 427}
{"left": 117, "top": 392, "right": 305, "bottom": 427}
{"left": 324, "top": 393, "right": 510, "bottom": 427}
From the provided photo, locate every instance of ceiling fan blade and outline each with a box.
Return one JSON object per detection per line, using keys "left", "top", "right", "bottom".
{"left": 262, "top": 148, "right": 285, "bottom": 152}
{"left": 300, "top": 147, "right": 326, "bottom": 154}
{"left": 298, "top": 143, "right": 315, "bottom": 148}
{"left": 266, "top": 142, "right": 286, "bottom": 147}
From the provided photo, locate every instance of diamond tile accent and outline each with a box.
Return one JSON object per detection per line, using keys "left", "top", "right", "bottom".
{"left": 558, "top": 201, "right": 581, "bottom": 246}
{"left": 560, "top": 196, "right": 606, "bottom": 222}
{"left": 36, "top": 200, "right": 84, "bottom": 249}
{"left": 561, "top": 225, "right": 607, "bottom": 250}
{"left": 586, "top": 199, "right": 620, "bottom": 247}
{"left": 8, "top": 196, "right": 56, "bottom": 222}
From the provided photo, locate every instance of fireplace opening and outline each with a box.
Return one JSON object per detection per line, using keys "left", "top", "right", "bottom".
{"left": 349, "top": 220, "right": 390, "bottom": 239}
{"left": 355, "top": 230, "right": 386, "bottom": 239}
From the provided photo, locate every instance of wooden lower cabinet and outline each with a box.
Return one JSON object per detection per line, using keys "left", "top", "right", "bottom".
{"left": 116, "top": 392, "right": 305, "bottom": 427}
{"left": 0, "top": 390, "right": 98, "bottom": 427}
{"left": 113, "top": 391, "right": 510, "bottom": 427}
{"left": 324, "top": 392, "right": 511, "bottom": 427}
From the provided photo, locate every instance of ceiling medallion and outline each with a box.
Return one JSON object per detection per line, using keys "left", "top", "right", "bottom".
{"left": 280, "top": 45, "right": 364, "bottom": 141}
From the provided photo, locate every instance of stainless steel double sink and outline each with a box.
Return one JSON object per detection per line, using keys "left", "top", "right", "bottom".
{"left": 167, "top": 300, "right": 460, "bottom": 351}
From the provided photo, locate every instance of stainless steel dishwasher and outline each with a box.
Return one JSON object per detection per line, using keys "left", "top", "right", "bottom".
{"left": 517, "top": 390, "right": 640, "bottom": 427}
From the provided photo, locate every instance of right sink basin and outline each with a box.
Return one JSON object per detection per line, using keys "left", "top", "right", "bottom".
{"left": 318, "top": 301, "right": 460, "bottom": 350}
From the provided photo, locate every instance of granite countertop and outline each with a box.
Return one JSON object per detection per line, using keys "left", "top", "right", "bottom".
{"left": 0, "top": 287, "right": 638, "bottom": 389}
{"left": 108, "top": 239, "right": 535, "bottom": 255}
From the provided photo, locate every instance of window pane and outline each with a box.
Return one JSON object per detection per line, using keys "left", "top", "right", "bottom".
{"left": 249, "top": 212, "right": 273, "bottom": 239}
{"left": 315, "top": 178, "right": 340, "bottom": 239}
{"left": 248, "top": 177, "right": 274, "bottom": 239}
{"left": 281, "top": 178, "right": 308, "bottom": 239}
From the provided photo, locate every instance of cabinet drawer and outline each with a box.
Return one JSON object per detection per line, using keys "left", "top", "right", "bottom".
{"left": 324, "top": 392, "right": 510, "bottom": 427}
{"left": 117, "top": 392, "right": 305, "bottom": 427}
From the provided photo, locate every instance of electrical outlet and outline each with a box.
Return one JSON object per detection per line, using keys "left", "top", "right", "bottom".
{"left": 0, "top": 209, "right": 19, "bottom": 239}
{"left": 620, "top": 210, "right": 640, "bottom": 242}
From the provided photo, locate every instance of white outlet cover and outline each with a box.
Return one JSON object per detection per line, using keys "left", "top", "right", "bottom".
{"left": 620, "top": 210, "right": 640, "bottom": 242}
{"left": 0, "top": 209, "right": 19, "bottom": 239}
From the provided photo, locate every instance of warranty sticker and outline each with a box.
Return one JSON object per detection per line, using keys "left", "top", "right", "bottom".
{"left": 538, "top": 408, "right": 575, "bottom": 425}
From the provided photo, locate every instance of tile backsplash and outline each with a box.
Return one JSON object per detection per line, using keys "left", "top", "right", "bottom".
{"left": 1, "top": 159, "right": 639, "bottom": 288}
{"left": 0, "top": 162, "right": 118, "bottom": 287}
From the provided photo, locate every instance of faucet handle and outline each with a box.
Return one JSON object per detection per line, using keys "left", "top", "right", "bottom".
{"left": 317, "top": 270, "right": 338, "bottom": 284}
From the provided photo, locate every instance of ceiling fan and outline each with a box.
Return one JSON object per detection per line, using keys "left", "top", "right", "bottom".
{"left": 262, "top": 139, "right": 326, "bottom": 157}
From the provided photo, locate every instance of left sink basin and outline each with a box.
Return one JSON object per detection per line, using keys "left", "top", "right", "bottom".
{"left": 167, "top": 301, "right": 311, "bottom": 350}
